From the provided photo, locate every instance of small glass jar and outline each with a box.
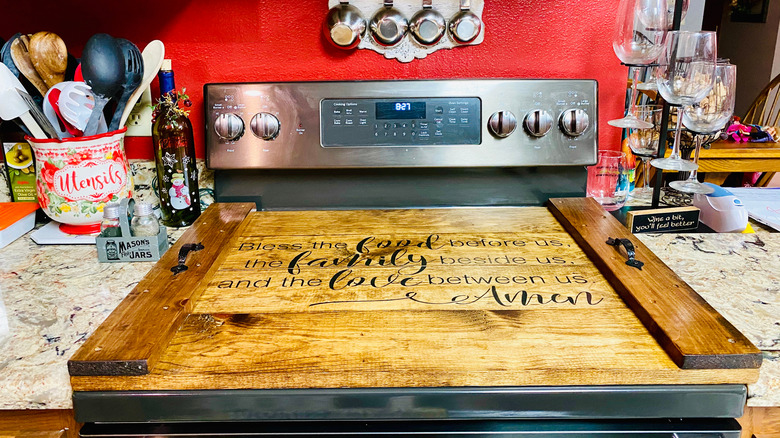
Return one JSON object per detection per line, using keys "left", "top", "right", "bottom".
{"left": 100, "top": 203, "right": 122, "bottom": 237}
{"left": 131, "top": 202, "right": 161, "bottom": 237}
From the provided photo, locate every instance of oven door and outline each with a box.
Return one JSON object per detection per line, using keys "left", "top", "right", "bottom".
{"left": 80, "top": 419, "right": 742, "bottom": 438}
{"left": 74, "top": 386, "right": 748, "bottom": 438}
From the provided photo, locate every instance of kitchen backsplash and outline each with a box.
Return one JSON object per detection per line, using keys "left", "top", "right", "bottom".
{"left": 0, "top": 159, "right": 215, "bottom": 215}
{"left": 1, "top": 1, "right": 624, "bottom": 160}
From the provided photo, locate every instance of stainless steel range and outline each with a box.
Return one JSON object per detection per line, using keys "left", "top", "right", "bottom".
{"left": 205, "top": 79, "right": 598, "bottom": 209}
{"left": 72, "top": 79, "right": 747, "bottom": 438}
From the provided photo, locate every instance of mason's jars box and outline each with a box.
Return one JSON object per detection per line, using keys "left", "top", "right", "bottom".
{"left": 96, "top": 198, "right": 169, "bottom": 263}
{"left": 97, "top": 232, "right": 168, "bottom": 262}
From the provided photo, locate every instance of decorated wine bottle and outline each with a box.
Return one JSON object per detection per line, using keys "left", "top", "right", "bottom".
{"left": 152, "top": 60, "right": 201, "bottom": 227}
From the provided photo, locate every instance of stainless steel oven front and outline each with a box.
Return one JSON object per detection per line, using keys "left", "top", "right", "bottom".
{"left": 204, "top": 79, "right": 598, "bottom": 209}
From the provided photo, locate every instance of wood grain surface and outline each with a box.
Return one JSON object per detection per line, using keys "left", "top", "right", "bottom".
{"left": 197, "top": 229, "right": 616, "bottom": 313}
{"left": 70, "top": 307, "right": 758, "bottom": 391}
{"left": 548, "top": 198, "right": 762, "bottom": 370}
{"left": 67, "top": 203, "right": 255, "bottom": 376}
{"left": 739, "top": 407, "right": 780, "bottom": 438}
{"left": 69, "top": 203, "right": 760, "bottom": 392}
{"left": 241, "top": 207, "right": 564, "bottom": 236}
{"left": 0, "top": 410, "right": 76, "bottom": 438}
{"left": 0, "top": 433, "right": 65, "bottom": 438}
{"left": 698, "top": 158, "right": 780, "bottom": 173}
{"left": 678, "top": 141, "right": 780, "bottom": 175}
{"left": 9, "top": 35, "right": 49, "bottom": 96}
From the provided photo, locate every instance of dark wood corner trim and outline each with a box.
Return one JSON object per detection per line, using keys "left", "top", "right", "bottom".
{"left": 548, "top": 197, "right": 762, "bottom": 370}
{"left": 68, "top": 203, "right": 256, "bottom": 376}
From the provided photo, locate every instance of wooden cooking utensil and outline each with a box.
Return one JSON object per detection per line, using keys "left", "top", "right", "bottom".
{"left": 3, "top": 33, "right": 44, "bottom": 101}
{"left": 10, "top": 35, "right": 48, "bottom": 96}
{"left": 29, "top": 32, "right": 68, "bottom": 88}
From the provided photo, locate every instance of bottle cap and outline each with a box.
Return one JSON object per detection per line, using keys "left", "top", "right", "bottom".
{"left": 134, "top": 202, "right": 154, "bottom": 217}
{"left": 161, "top": 59, "right": 172, "bottom": 71}
{"left": 103, "top": 203, "right": 121, "bottom": 219}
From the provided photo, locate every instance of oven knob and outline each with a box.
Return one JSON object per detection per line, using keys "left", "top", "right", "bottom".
{"left": 214, "top": 113, "right": 244, "bottom": 141}
{"left": 559, "top": 109, "right": 589, "bottom": 137}
{"left": 251, "top": 112, "right": 281, "bottom": 141}
{"left": 487, "top": 111, "right": 517, "bottom": 138}
{"left": 523, "top": 109, "right": 553, "bottom": 137}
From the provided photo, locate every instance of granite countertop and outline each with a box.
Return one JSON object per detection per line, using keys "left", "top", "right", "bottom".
{"left": 0, "top": 165, "right": 778, "bottom": 410}
{"left": 0, "top": 160, "right": 209, "bottom": 410}
{"left": 0, "top": 232, "right": 180, "bottom": 409}
{"left": 636, "top": 233, "right": 780, "bottom": 407}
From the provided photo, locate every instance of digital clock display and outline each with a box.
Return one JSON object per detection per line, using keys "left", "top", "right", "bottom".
{"left": 376, "top": 101, "right": 426, "bottom": 119}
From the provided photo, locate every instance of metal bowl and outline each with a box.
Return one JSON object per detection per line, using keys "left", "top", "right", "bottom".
{"left": 409, "top": 4, "right": 446, "bottom": 46}
{"left": 324, "top": 2, "right": 366, "bottom": 50}
{"left": 448, "top": 0, "right": 482, "bottom": 45}
{"left": 448, "top": 10, "right": 481, "bottom": 45}
{"left": 370, "top": 2, "right": 409, "bottom": 47}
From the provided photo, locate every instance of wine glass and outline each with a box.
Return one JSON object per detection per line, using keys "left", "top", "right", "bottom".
{"left": 670, "top": 62, "right": 737, "bottom": 194}
{"left": 636, "top": 0, "right": 690, "bottom": 94}
{"left": 627, "top": 105, "right": 663, "bottom": 200}
{"left": 608, "top": 0, "right": 667, "bottom": 129}
{"left": 651, "top": 31, "right": 717, "bottom": 172}
{"left": 636, "top": 66, "right": 658, "bottom": 91}
{"left": 665, "top": 0, "right": 689, "bottom": 29}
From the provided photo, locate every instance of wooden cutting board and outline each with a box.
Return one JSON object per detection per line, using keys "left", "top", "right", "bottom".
{"left": 68, "top": 198, "right": 761, "bottom": 392}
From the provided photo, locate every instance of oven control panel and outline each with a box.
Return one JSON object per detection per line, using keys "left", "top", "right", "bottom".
{"left": 321, "top": 98, "right": 481, "bottom": 147}
{"left": 205, "top": 79, "right": 597, "bottom": 169}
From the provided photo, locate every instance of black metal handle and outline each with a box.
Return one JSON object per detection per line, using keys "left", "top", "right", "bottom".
{"left": 606, "top": 237, "right": 644, "bottom": 270}
{"left": 171, "top": 242, "right": 205, "bottom": 275}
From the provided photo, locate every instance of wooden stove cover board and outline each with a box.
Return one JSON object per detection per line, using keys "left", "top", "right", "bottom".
{"left": 68, "top": 199, "right": 761, "bottom": 392}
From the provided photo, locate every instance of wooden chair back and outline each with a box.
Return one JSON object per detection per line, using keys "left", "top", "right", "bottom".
{"left": 743, "top": 73, "right": 780, "bottom": 126}
{"left": 742, "top": 73, "right": 780, "bottom": 186}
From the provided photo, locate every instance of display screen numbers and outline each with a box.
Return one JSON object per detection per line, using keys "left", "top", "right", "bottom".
{"left": 376, "top": 101, "right": 426, "bottom": 119}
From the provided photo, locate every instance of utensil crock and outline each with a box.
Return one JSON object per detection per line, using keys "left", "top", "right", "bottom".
{"left": 27, "top": 128, "right": 132, "bottom": 234}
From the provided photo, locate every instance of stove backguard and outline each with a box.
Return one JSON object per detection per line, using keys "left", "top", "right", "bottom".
{"left": 205, "top": 79, "right": 598, "bottom": 209}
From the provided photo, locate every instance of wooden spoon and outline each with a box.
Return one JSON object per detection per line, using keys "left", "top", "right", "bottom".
{"left": 10, "top": 35, "right": 48, "bottom": 96}
{"left": 29, "top": 32, "right": 67, "bottom": 88}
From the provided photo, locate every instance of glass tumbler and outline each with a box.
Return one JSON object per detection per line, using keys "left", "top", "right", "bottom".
{"left": 587, "top": 151, "right": 629, "bottom": 211}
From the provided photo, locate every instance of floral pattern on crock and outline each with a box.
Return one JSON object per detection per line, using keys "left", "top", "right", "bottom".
{"left": 32, "top": 137, "right": 132, "bottom": 224}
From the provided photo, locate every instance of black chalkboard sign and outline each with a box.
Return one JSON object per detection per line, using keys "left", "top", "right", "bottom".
{"left": 626, "top": 206, "right": 700, "bottom": 234}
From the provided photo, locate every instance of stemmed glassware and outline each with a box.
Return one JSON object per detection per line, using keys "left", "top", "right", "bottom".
{"left": 627, "top": 105, "right": 663, "bottom": 199}
{"left": 670, "top": 62, "right": 737, "bottom": 194}
{"left": 636, "top": 0, "right": 689, "bottom": 93}
{"left": 664, "top": 0, "right": 689, "bottom": 29}
{"left": 609, "top": 0, "right": 667, "bottom": 129}
{"left": 651, "top": 31, "right": 718, "bottom": 171}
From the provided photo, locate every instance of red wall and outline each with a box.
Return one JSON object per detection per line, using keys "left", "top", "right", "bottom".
{"left": 3, "top": 0, "right": 625, "bottom": 159}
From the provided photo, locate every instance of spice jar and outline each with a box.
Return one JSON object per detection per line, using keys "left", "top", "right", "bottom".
{"left": 130, "top": 202, "right": 161, "bottom": 237}
{"left": 100, "top": 203, "right": 122, "bottom": 237}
